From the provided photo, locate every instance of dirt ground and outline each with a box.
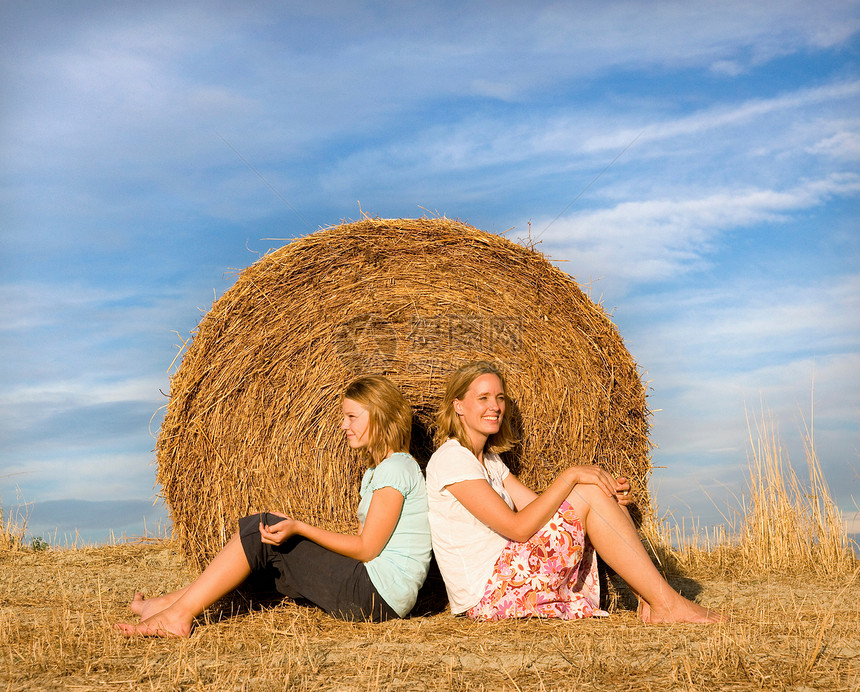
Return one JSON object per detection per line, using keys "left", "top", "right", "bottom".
{"left": 1, "top": 541, "right": 858, "bottom": 691}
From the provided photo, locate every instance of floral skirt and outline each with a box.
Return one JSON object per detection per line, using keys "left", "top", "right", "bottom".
{"left": 467, "top": 501, "right": 606, "bottom": 621}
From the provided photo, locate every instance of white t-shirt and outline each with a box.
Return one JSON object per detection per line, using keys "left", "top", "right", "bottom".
{"left": 426, "top": 438, "right": 514, "bottom": 614}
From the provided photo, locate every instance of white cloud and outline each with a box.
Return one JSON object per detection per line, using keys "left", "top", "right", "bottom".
{"left": 582, "top": 81, "right": 860, "bottom": 153}
{"left": 532, "top": 175, "right": 860, "bottom": 289}
{"left": 598, "top": 265, "right": 860, "bottom": 522}
{"left": 648, "top": 361, "right": 860, "bottom": 531}
{"left": 2, "top": 376, "right": 168, "bottom": 409}
{"left": 5, "top": 3, "right": 858, "bottom": 171}
{"left": 709, "top": 60, "right": 745, "bottom": 77}
{"left": 647, "top": 352, "right": 860, "bottom": 444}
{"left": 470, "top": 79, "right": 518, "bottom": 102}
{"left": 627, "top": 275, "right": 860, "bottom": 367}
{"left": 312, "top": 74, "right": 860, "bottom": 217}
{"left": 0, "top": 283, "right": 137, "bottom": 331}
{"left": 624, "top": 279, "right": 860, "bottom": 520}
{"left": 807, "top": 128, "right": 860, "bottom": 161}
{"left": 0, "top": 373, "right": 168, "bottom": 506}
{"left": 531, "top": 0, "right": 860, "bottom": 71}
{"left": 0, "top": 450, "right": 161, "bottom": 504}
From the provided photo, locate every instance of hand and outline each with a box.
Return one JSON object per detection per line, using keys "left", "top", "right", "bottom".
{"left": 614, "top": 477, "right": 634, "bottom": 506}
{"left": 259, "top": 512, "right": 298, "bottom": 546}
{"left": 564, "top": 465, "right": 620, "bottom": 498}
{"left": 565, "top": 466, "right": 633, "bottom": 504}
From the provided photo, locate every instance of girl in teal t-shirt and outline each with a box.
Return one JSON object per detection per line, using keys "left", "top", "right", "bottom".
{"left": 116, "top": 376, "right": 431, "bottom": 637}
{"left": 359, "top": 451, "right": 431, "bottom": 616}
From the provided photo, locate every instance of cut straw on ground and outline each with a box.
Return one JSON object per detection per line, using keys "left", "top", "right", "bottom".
{"left": 3, "top": 414, "right": 857, "bottom": 690}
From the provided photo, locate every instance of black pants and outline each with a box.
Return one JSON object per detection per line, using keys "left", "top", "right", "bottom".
{"left": 237, "top": 513, "right": 398, "bottom": 622}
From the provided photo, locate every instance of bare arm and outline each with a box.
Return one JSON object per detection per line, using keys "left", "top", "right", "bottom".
{"left": 259, "top": 487, "right": 404, "bottom": 562}
{"left": 505, "top": 470, "right": 634, "bottom": 509}
{"left": 503, "top": 473, "right": 538, "bottom": 510}
{"left": 448, "top": 465, "right": 622, "bottom": 543}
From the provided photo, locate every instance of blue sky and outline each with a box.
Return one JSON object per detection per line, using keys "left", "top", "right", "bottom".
{"left": 1, "top": 1, "right": 858, "bottom": 544}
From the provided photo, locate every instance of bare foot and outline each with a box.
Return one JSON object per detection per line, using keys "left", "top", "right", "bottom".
{"left": 129, "top": 589, "right": 186, "bottom": 620}
{"left": 130, "top": 592, "right": 150, "bottom": 617}
{"left": 639, "top": 594, "right": 724, "bottom": 624}
{"left": 114, "top": 608, "right": 193, "bottom": 638}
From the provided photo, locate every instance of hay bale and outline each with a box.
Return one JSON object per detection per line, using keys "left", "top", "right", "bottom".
{"left": 157, "top": 218, "right": 651, "bottom": 567}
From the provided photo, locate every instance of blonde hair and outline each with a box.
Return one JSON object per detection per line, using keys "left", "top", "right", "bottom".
{"left": 343, "top": 376, "right": 412, "bottom": 466}
{"left": 434, "top": 361, "right": 517, "bottom": 454}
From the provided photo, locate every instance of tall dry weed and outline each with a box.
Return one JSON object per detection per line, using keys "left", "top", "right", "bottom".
{"left": 643, "top": 409, "right": 857, "bottom": 580}
{"left": 739, "top": 410, "right": 854, "bottom": 578}
{"left": 0, "top": 499, "right": 28, "bottom": 552}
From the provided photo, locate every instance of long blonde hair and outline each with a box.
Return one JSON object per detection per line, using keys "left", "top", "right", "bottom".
{"left": 434, "top": 361, "right": 517, "bottom": 454}
{"left": 343, "top": 376, "right": 412, "bottom": 466}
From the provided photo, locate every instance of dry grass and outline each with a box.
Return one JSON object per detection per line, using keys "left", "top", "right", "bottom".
{"left": 1, "top": 540, "right": 858, "bottom": 691}
{"left": 0, "top": 500, "right": 28, "bottom": 552}
{"left": 3, "top": 421, "right": 858, "bottom": 690}
{"left": 643, "top": 412, "right": 858, "bottom": 581}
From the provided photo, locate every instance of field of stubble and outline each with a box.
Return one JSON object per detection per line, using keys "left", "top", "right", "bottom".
{"left": 1, "top": 538, "right": 858, "bottom": 691}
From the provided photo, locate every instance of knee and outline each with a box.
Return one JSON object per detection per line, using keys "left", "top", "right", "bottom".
{"left": 565, "top": 483, "right": 599, "bottom": 523}
{"left": 569, "top": 483, "right": 603, "bottom": 504}
{"left": 567, "top": 483, "right": 619, "bottom": 518}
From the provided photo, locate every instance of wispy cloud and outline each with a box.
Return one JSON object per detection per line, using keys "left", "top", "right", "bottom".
{"left": 1, "top": 449, "right": 162, "bottom": 504}
{"left": 625, "top": 278, "right": 859, "bottom": 516}
{"left": 306, "top": 74, "right": 860, "bottom": 223}
{"left": 583, "top": 81, "right": 860, "bottom": 152}
{"left": 807, "top": 127, "right": 860, "bottom": 161}
{"left": 635, "top": 275, "right": 860, "bottom": 362}
{"left": 535, "top": 175, "right": 860, "bottom": 290}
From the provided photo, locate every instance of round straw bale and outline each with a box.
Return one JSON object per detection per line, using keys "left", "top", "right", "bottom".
{"left": 157, "top": 217, "right": 651, "bottom": 568}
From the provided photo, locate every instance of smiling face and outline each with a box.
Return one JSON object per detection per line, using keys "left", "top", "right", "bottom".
{"left": 341, "top": 398, "right": 372, "bottom": 450}
{"left": 453, "top": 373, "right": 506, "bottom": 453}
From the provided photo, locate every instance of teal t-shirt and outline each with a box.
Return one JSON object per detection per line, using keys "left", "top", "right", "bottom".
{"left": 357, "top": 452, "right": 431, "bottom": 617}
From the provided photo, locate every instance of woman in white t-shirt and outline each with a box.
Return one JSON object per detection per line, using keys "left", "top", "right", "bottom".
{"left": 426, "top": 361, "right": 721, "bottom": 623}
{"left": 116, "top": 376, "right": 431, "bottom": 637}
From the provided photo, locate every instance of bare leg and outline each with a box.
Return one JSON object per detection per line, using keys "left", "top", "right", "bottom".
{"left": 566, "top": 485, "right": 722, "bottom": 624}
{"left": 115, "top": 533, "right": 251, "bottom": 637}
{"left": 608, "top": 504, "right": 649, "bottom": 620}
